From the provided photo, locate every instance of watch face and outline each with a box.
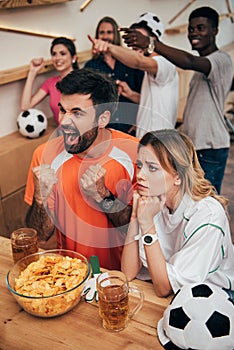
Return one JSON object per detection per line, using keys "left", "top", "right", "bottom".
{"left": 147, "top": 46, "right": 154, "bottom": 54}
{"left": 101, "top": 198, "right": 114, "bottom": 211}
{"left": 144, "top": 235, "right": 153, "bottom": 244}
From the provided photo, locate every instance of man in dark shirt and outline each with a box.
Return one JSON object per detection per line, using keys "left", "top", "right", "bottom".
{"left": 85, "top": 16, "right": 143, "bottom": 135}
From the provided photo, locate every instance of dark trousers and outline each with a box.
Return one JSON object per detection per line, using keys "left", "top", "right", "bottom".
{"left": 196, "top": 148, "right": 229, "bottom": 194}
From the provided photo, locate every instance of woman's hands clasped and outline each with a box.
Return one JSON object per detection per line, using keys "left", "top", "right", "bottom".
{"left": 132, "top": 191, "right": 166, "bottom": 232}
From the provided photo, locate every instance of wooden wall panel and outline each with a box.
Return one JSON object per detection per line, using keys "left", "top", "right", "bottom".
{"left": 0, "top": 201, "right": 7, "bottom": 235}
{"left": 0, "top": 50, "right": 92, "bottom": 86}
{"left": 1, "top": 188, "right": 29, "bottom": 238}
{"left": 0, "top": 0, "right": 71, "bottom": 9}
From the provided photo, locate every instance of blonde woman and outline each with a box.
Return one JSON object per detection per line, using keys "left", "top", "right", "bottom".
{"left": 121, "top": 129, "right": 234, "bottom": 299}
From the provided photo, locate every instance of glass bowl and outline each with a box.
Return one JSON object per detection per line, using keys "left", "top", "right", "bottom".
{"left": 6, "top": 249, "right": 90, "bottom": 318}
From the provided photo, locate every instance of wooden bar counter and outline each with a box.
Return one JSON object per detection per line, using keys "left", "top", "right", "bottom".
{"left": 0, "top": 236, "right": 172, "bottom": 349}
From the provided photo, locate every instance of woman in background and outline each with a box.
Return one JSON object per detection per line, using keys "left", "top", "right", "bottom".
{"left": 121, "top": 129, "right": 234, "bottom": 299}
{"left": 21, "top": 37, "right": 79, "bottom": 125}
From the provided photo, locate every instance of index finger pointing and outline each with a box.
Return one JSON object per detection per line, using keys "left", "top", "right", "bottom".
{"left": 119, "top": 27, "right": 131, "bottom": 33}
{"left": 87, "top": 34, "right": 95, "bottom": 44}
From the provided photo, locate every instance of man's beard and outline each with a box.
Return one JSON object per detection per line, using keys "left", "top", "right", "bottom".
{"left": 63, "top": 126, "right": 99, "bottom": 154}
{"left": 102, "top": 39, "right": 113, "bottom": 44}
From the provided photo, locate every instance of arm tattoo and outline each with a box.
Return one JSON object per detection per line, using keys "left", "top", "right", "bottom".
{"left": 103, "top": 198, "right": 132, "bottom": 233}
{"left": 26, "top": 199, "right": 55, "bottom": 241}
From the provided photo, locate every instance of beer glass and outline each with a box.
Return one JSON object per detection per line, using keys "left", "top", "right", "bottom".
{"left": 97, "top": 270, "right": 144, "bottom": 332}
{"left": 11, "top": 228, "right": 38, "bottom": 264}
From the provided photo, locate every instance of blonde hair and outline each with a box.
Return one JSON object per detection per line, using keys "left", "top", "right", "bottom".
{"left": 139, "top": 129, "right": 229, "bottom": 212}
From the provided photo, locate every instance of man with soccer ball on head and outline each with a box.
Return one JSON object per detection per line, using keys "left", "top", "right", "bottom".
{"left": 122, "top": 6, "right": 233, "bottom": 195}
{"left": 88, "top": 12, "right": 179, "bottom": 138}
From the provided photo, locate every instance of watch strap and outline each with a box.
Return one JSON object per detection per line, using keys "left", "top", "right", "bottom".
{"left": 134, "top": 233, "right": 141, "bottom": 241}
{"left": 101, "top": 191, "right": 115, "bottom": 202}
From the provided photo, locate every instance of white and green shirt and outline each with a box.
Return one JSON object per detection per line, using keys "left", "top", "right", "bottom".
{"left": 139, "top": 193, "right": 234, "bottom": 293}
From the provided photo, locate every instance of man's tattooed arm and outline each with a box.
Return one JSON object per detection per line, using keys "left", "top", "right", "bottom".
{"left": 26, "top": 199, "right": 55, "bottom": 241}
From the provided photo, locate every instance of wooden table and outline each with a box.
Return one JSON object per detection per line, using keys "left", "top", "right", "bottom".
{"left": 0, "top": 236, "right": 171, "bottom": 350}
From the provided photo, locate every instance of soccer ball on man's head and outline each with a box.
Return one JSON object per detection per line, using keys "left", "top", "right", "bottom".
{"left": 157, "top": 283, "right": 234, "bottom": 350}
{"left": 17, "top": 108, "right": 47, "bottom": 138}
{"left": 135, "top": 12, "right": 164, "bottom": 39}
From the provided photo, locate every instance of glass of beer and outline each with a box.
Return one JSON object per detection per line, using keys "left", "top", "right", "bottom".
{"left": 96, "top": 270, "right": 144, "bottom": 332}
{"left": 11, "top": 228, "right": 38, "bottom": 264}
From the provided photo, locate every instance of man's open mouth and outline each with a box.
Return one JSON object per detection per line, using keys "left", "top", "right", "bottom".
{"left": 63, "top": 128, "right": 80, "bottom": 145}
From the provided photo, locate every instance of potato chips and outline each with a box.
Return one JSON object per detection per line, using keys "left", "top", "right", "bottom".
{"left": 14, "top": 254, "right": 89, "bottom": 317}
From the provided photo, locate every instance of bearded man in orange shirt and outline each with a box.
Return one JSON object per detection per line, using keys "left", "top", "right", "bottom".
{"left": 24, "top": 68, "right": 138, "bottom": 270}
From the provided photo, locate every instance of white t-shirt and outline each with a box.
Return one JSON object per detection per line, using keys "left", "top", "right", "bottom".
{"left": 136, "top": 55, "right": 178, "bottom": 138}
{"left": 139, "top": 193, "right": 234, "bottom": 293}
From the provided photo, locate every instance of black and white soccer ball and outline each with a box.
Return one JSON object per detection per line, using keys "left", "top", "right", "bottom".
{"left": 157, "top": 283, "right": 234, "bottom": 350}
{"left": 135, "top": 12, "right": 164, "bottom": 39}
{"left": 17, "top": 108, "right": 47, "bottom": 138}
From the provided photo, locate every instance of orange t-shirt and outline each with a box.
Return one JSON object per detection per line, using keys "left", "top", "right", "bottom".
{"left": 24, "top": 129, "right": 138, "bottom": 270}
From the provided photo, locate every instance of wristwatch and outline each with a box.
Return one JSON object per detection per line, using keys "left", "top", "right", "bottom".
{"left": 147, "top": 36, "right": 155, "bottom": 55}
{"left": 143, "top": 233, "right": 158, "bottom": 245}
{"left": 99, "top": 191, "right": 115, "bottom": 211}
{"left": 134, "top": 232, "right": 159, "bottom": 246}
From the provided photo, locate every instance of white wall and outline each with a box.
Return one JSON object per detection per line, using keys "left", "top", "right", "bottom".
{"left": 0, "top": 0, "right": 234, "bottom": 137}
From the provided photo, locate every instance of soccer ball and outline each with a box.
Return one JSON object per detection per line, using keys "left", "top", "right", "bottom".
{"left": 157, "top": 283, "right": 234, "bottom": 350}
{"left": 135, "top": 12, "right": 164, "bottom": 39}
{"left": 17, "top": 108, "right": 47, "bottom": 138}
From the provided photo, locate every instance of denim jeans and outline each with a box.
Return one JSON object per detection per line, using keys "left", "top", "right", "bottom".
{"left": 223, "top": 288, "right": 234, "bottom": 303}
{"left": 196, "top": 148, "right": 229, "bottom": 194}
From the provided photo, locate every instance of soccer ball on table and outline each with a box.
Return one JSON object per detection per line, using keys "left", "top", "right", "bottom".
{"left": 157, "top": 283, "right": 234, "bottom": 350}
{"left": 17, "top": 108, "right": 47, "bottom": 139}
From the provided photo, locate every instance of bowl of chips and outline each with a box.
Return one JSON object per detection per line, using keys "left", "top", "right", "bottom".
{"left": 6, "top": 249, "right": 90, "bottom": 318}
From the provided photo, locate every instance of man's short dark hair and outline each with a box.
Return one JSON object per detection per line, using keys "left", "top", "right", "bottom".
{"left": 130, "top": 22, "right": 154, "bottom": 37}
{"left": 56, "top": 68, "right": 118, "bottom": 117}
{"left": 189, "top": 6, "right": 219, "bottom": 28}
